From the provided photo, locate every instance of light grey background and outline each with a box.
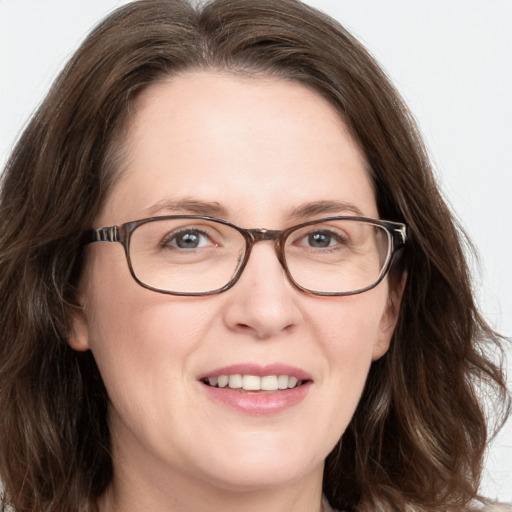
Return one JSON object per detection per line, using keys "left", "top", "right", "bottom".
{"left": 1, "top": 0, "right": 511, "bottom": 502}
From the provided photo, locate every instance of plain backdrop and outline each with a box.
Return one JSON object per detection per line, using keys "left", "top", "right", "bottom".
{"left": 1, "top": 0, "right": 511, "bottom": 502}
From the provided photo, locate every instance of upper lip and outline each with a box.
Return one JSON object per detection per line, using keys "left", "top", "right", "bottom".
{"left": 198, "top": 363, "right": 312, "bottom": 381}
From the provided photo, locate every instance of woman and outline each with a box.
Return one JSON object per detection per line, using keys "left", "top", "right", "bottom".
{"left": 0, "top": 1, "right": 509, "bottom": 511}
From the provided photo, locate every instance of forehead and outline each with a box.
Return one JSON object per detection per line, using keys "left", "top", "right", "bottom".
{"left": 98, "top": 71, "right": 376, "bottom": 226}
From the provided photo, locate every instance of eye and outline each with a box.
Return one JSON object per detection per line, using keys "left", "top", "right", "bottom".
{"left": 306, "top": 231, "right": 335, "bottom": 248}
{"left": 299, "top": 229, "right": 347, "bottom": 249}
{"left": 164, "top": 229, "right": 214, "bottom": 250}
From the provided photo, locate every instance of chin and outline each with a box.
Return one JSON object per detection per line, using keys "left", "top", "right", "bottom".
{"left": 202, "top": 460, "right": 320, "bottom": 493}
{"left": 192, "top": 437, "right": 325, "bottom": 492}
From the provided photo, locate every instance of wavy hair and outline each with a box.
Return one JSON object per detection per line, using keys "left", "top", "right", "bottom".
{"left": 0, "top": 1, "right": 509, "bottom": 511}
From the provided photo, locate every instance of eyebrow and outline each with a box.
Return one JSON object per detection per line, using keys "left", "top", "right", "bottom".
{"left": 290, "top": 200, "right": 366, "bottom": 218}
{"left": 144, "top": 198, "right": 366, "bottom": 221}
{"left": 144, "top": 198, "right": 229, "bottom": 218}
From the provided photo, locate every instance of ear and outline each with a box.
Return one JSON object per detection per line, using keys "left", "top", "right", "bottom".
{"left": 372, "top": 272, "right": 407, "bottom": 361}
{"left": 67, "top": 293, "right": 91, "bottom": 352}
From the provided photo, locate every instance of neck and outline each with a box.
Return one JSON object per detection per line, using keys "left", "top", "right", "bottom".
{"left": 98, "top": 459, "right": 325, "bottom": 512}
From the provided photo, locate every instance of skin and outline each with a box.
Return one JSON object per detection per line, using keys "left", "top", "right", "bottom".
{"left": 70, "top": 71, "right": 402, "bottom": 512}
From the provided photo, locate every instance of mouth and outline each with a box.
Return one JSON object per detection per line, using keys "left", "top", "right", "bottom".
{"left": 198, "top": 364, "right": 312, "bottom": 414}
{"left": 201, "top": 374, "right": 307, "bottom": 392}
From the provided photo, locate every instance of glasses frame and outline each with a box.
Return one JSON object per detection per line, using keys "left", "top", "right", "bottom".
{"left": 82, "top": 215, "right": 407, "bottom": 297}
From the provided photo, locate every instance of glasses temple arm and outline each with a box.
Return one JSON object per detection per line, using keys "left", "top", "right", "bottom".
{"left": 82, "top": 226, "right": 120, "bottom": 245}
{"left": 392, "top": 225, "right": 407, "bottom": 250}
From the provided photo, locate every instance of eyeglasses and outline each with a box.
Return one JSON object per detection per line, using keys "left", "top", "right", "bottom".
{"left": 82, "top": 215, "right": 407, "bottom": 296}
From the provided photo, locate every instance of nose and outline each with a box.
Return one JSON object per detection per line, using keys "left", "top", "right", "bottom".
{"left": 222, "top": 242, "right": 303, "bottom": 339}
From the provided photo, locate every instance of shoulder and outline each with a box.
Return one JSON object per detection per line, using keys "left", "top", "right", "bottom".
{"left": 321, "top": 497, "right": 512, "bottom": 512}
{"left": 473, "top": 505, "right": 512, "bottom": 512}
{"left": 463, "top": 503, "right": 512, "bottom": 512}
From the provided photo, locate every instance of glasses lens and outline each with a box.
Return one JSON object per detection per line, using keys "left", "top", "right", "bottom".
{"left": 283, "top": 219, "right": 391, "bottom": 294}
{"left": 128, "top": 218, "right": 246, "bottom": 294}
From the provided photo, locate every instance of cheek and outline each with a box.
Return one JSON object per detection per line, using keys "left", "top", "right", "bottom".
{"left": 313, "top": 288, "right": 387, "bottom": 364}
{"left": 82, "top": 248, "right": 208, "bottom": 408}
{"left": 86, "top": 290, "right": 208, "bottom": 391}
{"left": 305, "top": 290, "right": 388, "bottom": 429}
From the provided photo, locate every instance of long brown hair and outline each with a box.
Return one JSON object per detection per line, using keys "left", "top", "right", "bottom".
{"left": 0, "top": 1, "right": 509, "bottom": 511}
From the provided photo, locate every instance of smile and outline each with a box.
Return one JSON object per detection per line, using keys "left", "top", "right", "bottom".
{"left": 203, "top": 374, "right": 304, "bottom": 391}
{"left": 199, "top": 365, "right": 312, "bottom": 414}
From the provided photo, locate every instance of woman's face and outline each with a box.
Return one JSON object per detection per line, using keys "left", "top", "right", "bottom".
{"left": 71, "top": 72, "right": 400, "bottom": 499}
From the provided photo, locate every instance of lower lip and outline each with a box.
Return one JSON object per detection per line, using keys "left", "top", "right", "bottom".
{"left": 201, "top": 382, "right": 311, "bottom": 415}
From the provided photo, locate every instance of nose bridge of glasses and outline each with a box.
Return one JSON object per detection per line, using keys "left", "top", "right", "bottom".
{"left": 244, "top": 228, "right": 286, "bottom": 266}
{"left": 246, "top": 228, "right": 281, "bottom": 242}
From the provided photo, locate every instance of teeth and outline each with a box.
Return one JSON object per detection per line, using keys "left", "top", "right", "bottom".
{"left": 205, "top": 374, "right": 304, "bottom": 391}
{"left": 277, "top": 375, "right": 289, "bottom": 389}
{"left": 261, "top": 376, "right": 278, "bottom": 391}
{"left": 287, "top": 376, "right": 298, "bottom": 389}
{"left": 228, "top": 374, "right": 242, "bottom": 389}
{"left": 217, "top": 375, "right": 229, "bottom": 388}
{"left": 242, "top": 375, "right": 260, "bottom": 391}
